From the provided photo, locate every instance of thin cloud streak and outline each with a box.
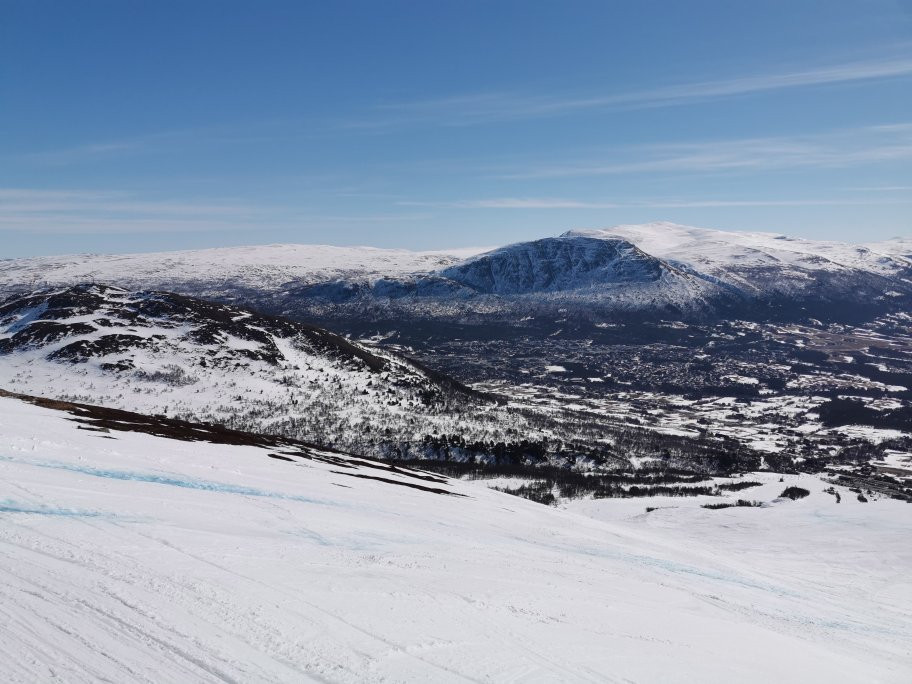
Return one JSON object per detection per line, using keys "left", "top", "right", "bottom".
{"left": 0, "top": 187, "right": 434, "bottom": 235}
{"left": 0, "top": 216, "right": 258, "bottom": 235}
{"left": 8, "top": 121, "right": 298, "bottom": 167}
{"left": 0, "top": 187, "right": 269, "bottom": 234}
{"left": 498, "top": 123, "right": 912, "bottom": 179}
{"left": 846, "top": 185, "right": 912, "bottom": 191}
{"left": 400, "top": 198, "right": 623, "bottom": 209}
{"left": 20, "top": 142, "right": 143, "bottom": 166}
{"left": 351, "top": 56, "right": 912, "bottom": 128}
{"left": 402, "top": 197, "right": 912, "bottom": 210}
{"left": 0, "top": 187, "right": 259, "bottom": 218}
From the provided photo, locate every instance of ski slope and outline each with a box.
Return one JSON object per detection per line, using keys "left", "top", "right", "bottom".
{"left": 1, "top": 394, "right": 910, "bottom": 682}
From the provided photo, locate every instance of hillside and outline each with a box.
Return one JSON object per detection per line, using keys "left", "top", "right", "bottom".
{"left": 0, "top": 284, "right": 521, "bottom": 458}
{"left": 6, "top": 285, "right": 814, "bottom": 476}
{"left": 1, "top": 391, "right": 909, "bottom": 682}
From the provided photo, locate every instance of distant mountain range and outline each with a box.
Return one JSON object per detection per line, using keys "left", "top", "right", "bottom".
{"left": 2, "top": 223, "right": 910, "bottom": 328}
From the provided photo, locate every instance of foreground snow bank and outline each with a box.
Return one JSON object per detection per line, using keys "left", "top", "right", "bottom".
{"left": 1, "top": 396, "right": 910, "bottom": 682}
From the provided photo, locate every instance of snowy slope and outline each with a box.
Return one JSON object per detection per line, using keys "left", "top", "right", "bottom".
{"left": 569, "top": 222, "right": 910, "bottom": 274}
{"left": 871, "top": 236, "right": 912, "bottom": 260}
{"left": 568, "top": 222, "right": 912, "bottom": 300}
{"left": 1, "top": 392, "right": 910, "bottom": 683}
{"left": 0, "top": 284, "right": 534, "bottom": 458}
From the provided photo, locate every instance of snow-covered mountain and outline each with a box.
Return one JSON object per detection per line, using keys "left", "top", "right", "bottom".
{"left": 438, "top": 236, "right": 670, "bottom": 294}
{"left": 288, "top": 234, "right": 727, "bottom": 324}
{"left": 0, "top": 243, "right": 482, "bottom": 296}
{"left": 571, "top": 222, "right": 910, "bottom": 274}
{"left": 570, "top": 222, "right": 912, "bottom": 299}
{"left": 1, "top": 223, "right": 909, "bottom": 325}
{"left": 289, "top": 225, "right": 912, "bottom": 325}
{"left": 0, "top": 284, "right": 535, "bottom": 458}
{"left": 2, "top": 390, "right": 910, "bottom": 682}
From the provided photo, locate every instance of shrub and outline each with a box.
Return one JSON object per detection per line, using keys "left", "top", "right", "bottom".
{"left": 780, "top": 486, "right": 810, "bottom": 500}
{"left": 702, "top": 499, "right": 762, "bottom": 510}
{"left": 717, "top": 480, "right": 763, "bottom": 492}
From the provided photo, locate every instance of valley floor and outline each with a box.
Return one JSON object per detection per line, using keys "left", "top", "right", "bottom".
{"left": 1, "top": 396, "right": 910, "bottom": 683}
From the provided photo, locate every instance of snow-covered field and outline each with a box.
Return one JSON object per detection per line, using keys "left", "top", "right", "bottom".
{"left": 2, "top": 395, "right": 910, "bottom": 682}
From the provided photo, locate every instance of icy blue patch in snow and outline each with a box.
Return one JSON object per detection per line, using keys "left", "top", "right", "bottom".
{"left": 530, "top": 536, "right": 801, "bottom": 598}
{"left": 543, "top": 540, "right": 908, "bottom": 637}
{"left": 292, "top": 527, "right": 338, "bottom": 547}
{"left": 0, "top": 454, "right": 335, "bottom": 507}
{"left": 0, "top": 500, "right": 111, "bottom": 518}
{"left": 614, "top": 549, "right": 800, "bottom": 597}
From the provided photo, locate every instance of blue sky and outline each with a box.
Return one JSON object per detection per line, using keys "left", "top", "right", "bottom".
{"left": 2, "top": 0, "right": 911, "bottom": 257}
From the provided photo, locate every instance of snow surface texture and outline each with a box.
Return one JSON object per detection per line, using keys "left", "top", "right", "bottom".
{"left": 1, "top": 394, "right": 910, "bottom": 683}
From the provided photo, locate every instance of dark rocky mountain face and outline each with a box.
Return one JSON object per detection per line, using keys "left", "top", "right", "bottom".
{"left": 436, "top": 237, "right": 666, "bottom": 294}
{"left": 277, "top": 236, "right": 732, "bottom": 335}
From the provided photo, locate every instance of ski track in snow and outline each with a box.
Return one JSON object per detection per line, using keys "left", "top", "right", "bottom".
{"left": 1, "top": 396, "right": 911, "bottom": 682}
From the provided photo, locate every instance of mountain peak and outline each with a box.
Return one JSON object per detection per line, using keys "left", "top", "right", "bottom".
{"left": 438, "top": 235, "right": 668, "bottom": 295}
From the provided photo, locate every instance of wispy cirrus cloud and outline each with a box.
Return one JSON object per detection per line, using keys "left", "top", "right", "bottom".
{"left": 9, "top": 128, "right": 203, "bottom": 166}
{"left": 0, "top": 188, "right": 255, "bottom": 216}
{"left": 401, "top": 196, "right": 912, "bottom": 210}
{"left": 400, "top": 198, "right": 622, "bottom": 209}
{"left": 9, "top": 121, "right": 300, "bottom": 167}
{"left": 497, "top": 122, "right": 912, "bottom": 179}
{"left": 0, "top": 188, "right": 263, "bottom": 234}
{"left": 19, "top": 142, "right": 145, "bottom": 166}
{"left": 845, "top": 185, "right": 912, "bottom": 192}
{"left": 348, "top": 55, "right": 912, "bottom": 129}
{"left": 0, "top": 188, "right": 433, "bottom": 235}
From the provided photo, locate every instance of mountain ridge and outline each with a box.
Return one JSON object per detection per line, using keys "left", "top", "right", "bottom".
{"left": 2, "top": 223, "right": 909, "bottom": 325}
